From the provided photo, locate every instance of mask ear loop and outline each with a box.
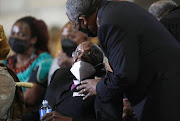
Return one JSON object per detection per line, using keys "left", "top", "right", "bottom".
{"left": 94, "top": 62, "right": 107, "bottom": 77}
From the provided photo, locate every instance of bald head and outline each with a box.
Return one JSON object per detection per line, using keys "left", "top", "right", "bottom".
{"left": 149, "top": 0, "right": 178, "bottom": 20}
{"left": 73, "top": 41, "right": 105, "bottom": 76}
{"left": 73, "top": 41, "right": 104, "bottom": 66}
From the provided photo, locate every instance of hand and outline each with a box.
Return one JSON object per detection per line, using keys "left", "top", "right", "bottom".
{"left": 41, "top": 111, "right": 72, "bottom": 121}
{"left": 57, "top": 50, "right": 73, "bottom": 67}
{"left": 7, "top": 119, "right": 22, "bottom": 121}
{"left": 76, "top": 78, "right": 101, "bottom": 100}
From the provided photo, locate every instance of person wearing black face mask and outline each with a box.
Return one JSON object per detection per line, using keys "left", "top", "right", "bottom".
{"left": 48, "top": 21, "right": 88, "bottom": 85}
{"left": 78, "top": 19, "right": 97, "bottom": 37}
{"left": 61, "top": 38, "right": 77, "bottom": 57}
{"left": 2, "top": 16, "right": 53, "bottom": 120}
{"left": 8, "top": 37, "right": 33, "bottom": 54}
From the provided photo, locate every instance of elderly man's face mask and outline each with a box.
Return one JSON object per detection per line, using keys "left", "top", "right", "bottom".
{"left": 70, "top": 42, "right": 102, "bottom": 80}
{"left": 70, "top": 61, "right": 96, "bottom": 81}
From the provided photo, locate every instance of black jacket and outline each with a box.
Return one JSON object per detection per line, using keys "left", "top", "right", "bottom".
{"left": 96, "top": 1, "right": 180, "bottom": 121}
{"left": 45, "top": 67, "right": 96, "bottom": 119}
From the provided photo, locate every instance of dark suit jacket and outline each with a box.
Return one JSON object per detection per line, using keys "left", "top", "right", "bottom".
{"left": 45, "top": 67, "right": 96, "bottom": 119}
{"left": 96, "top": 1, "right": 180, "bottom": 121}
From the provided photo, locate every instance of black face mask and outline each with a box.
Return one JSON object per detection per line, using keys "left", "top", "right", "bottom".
{"left": 9, "top": 38, "right": 28, "bottom": 54}
{"left": 61, "top": 39, "right": 77, "bottom": 57}
{"left": 79, "top": 23, "right": 97, "bottom": 37}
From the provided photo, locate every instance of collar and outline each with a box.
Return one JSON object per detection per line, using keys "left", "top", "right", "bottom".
{"left": 97, "top": 0, "right": 110, "bottom": 26}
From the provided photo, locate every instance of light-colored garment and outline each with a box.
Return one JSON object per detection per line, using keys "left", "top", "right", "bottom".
{"left": 48, "top": 57, "right": 60, "bottom": 85}
{"left": 0, "top": 66, "right": 15, "bottom": 120}
{"left": 2, "top": 52, "right": 52, "bottom": 86}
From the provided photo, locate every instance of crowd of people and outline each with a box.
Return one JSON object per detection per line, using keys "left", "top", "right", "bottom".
{"left": 0, "top": 0, "right": 180, "bottom": 121}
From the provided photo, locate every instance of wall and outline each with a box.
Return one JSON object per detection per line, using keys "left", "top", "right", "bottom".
{"left": 0, "top": 0, "right": 179, "bottom": 36}
{"left": 0, "top": 0, "right": 68, "bottom": 36}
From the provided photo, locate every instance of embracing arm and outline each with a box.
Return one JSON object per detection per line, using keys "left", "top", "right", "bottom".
{"left": 96, "top": 24, "right": 139, "bottom": 102}
{"left": 24, "top": 67, "right": 46, "bottom": 106}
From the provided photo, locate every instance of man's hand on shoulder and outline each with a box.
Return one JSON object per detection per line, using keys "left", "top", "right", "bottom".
{"left": 77, "top": 78, "right": 101, "bottom": 100}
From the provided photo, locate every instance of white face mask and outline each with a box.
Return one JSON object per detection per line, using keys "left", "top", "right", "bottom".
{"left": 70, "top": 61, "right": 96, "bottom": 81}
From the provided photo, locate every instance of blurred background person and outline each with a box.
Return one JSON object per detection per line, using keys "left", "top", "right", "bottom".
{"left": 48, "top": 26, "right": 62, "bottom": 58}
{"left": 149, "top": 0, "right": 178, "bottom": 20}
{"left": 149, "top": 0, "right": 180, "bottom": 42}
{"left": 2, "top": 16, "right": 52, "bottom": 112}
{"left": 48, "top": 21, "right": 88, "bottom": 85}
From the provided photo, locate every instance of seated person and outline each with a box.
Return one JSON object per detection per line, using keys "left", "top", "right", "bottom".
{"left": 48, "top": 21, "right": 88, "bottom": 85}
{"left": 0, "top": 25, "right": 25, "bottom": 120}
{"left": 42, "top": 41, "right": 106, "bottom": 121}
{"left": 2, "top": 16, "right": 52, "bottom": 111}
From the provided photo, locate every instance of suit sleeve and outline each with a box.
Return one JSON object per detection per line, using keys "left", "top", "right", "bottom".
{"left": 97, "top": 24, "right": 139, "bottom": 102}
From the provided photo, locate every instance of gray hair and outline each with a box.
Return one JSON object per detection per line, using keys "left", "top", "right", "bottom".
{"left": 149, "top": 0, "right": 178, "bottom": 20}
{"left": 66, "top": 0, "right": 100, "bottom": 23}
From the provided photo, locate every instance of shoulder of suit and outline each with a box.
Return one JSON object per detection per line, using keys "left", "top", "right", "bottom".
{"left": 50, "top": 67, "right": 73, "bottom": 84}
{"left": 55, "top": 67, "right": 72, "bottom": 77}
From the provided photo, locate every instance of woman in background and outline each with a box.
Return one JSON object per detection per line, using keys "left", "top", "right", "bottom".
{"left": 2, "top": 16, "right": 52, "bottom": 111}
{"left": 48, "top": 21, "right": 88, "bottom": 84}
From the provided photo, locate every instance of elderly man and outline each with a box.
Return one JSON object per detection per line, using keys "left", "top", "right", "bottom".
{"left": 66, "top": 0, "right": 180, "bottom": 121}
{"left": 41, "top": 41, "right": 118, "bottom": 121}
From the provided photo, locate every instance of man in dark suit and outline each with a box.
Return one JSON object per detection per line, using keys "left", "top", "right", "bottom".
{"left": 66, "top": 0, "right": 180, "bottom": 121}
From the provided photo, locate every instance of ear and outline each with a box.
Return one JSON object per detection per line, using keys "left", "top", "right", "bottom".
{"left": 79, "top": 16, "right": 88, "bottom": 26}
{"left": 31, "top": 37, "right": 37, "bottom": 45}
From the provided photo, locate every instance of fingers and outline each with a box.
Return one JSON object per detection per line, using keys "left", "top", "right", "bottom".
{"left": 7, "top": 119, "right": 13, "bottom": 121}
{"left": 76, "top": 80, "right": 89, "bottom": 92}
{"left": 80, "top": 80, "right": 89, "bottom": 84}
{"left": 41, "top": 113, "right": 53, "bottom": 120}
{"left": 58, "top": 50, "right": 65, "bottom": 55}
{"left": 78, "top": 88, "right": 87, "bottom": 94}
{"left": 76, "top": 84, "right": 87, "bottom": 90}
{"left": 45, "top": 115, "right": 55, "bottom": 121}
{"left": 58, "top": 51, "right": 66, "bottom": 58}
{"left": 83, "top": 92, "right": 91, "bottom": 100}
{"left": 95, "top": 76, "right": 102, "bottom": 80}
{"left": 58, "top": 50, "right": 61, "bottom": 54}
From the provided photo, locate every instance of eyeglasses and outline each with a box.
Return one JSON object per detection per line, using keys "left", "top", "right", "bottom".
{"left": 72, "top": 50, "right": 91, "bottom": 58}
